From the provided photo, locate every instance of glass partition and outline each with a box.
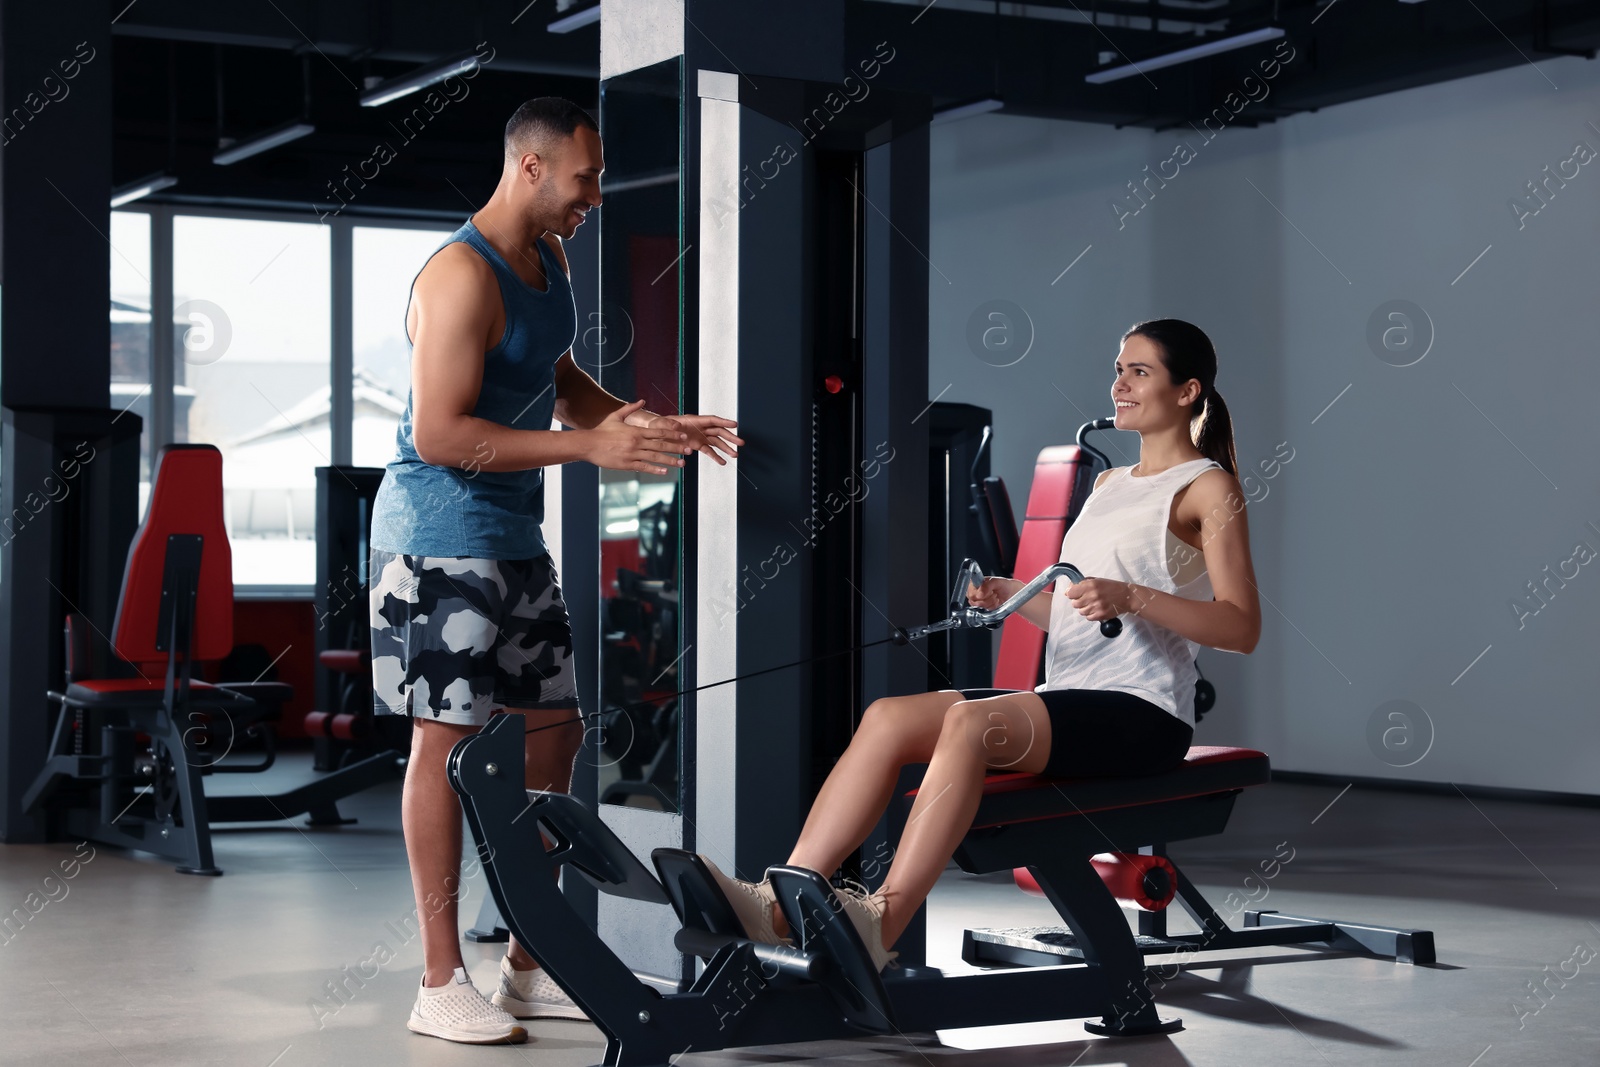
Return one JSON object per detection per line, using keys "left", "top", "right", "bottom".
{"left": 596, "top": 57, "right": 684, "bottom": 812}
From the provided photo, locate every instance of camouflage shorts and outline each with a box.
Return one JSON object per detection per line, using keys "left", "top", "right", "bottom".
{"left": 369, "top": 550, "right": 578, "bottom": 726}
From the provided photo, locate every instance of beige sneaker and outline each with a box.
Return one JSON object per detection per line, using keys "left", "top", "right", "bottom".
{"left": 492, "top": 955, "right": 588, "bottom": 1020}
{"left": 408, "top": 966, "right": 528, "bottom": 1044}
{"left": 833, "top": 884, "right": 900, "bottom": 973}
{"left": 699, "top": 854, "right": 790, "bottom": 945}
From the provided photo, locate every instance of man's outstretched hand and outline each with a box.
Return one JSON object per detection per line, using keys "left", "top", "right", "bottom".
{"left": 588, "top": 400, "right": 689, "bottom": 475}
{"left": 645, "top": 412, "right": 742, "bottom": 465}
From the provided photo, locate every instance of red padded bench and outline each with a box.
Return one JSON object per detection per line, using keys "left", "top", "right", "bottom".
{"left": 954, "top": 746, "right": 1271, "bottom": 831}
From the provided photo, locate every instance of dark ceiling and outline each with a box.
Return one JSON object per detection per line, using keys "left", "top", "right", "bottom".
{"left": 109, "top": 0, "right": 1600, "bottom": 218}
{"left": 112, "top": 0, "right": 603, "bottom": 218}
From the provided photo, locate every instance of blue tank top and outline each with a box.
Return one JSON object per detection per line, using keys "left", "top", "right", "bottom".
{"left": 369, "top": 217, "right": 576, "bottom": 560}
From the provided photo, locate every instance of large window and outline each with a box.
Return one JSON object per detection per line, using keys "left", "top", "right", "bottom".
{"left": 173, "top": 215, "right": 331, "bottom": 588}
{"left": 351, "top": 226, "right": 452, "bottom": 468}
{"left": 108, "top": 211, "right": 477, "bottom": 592}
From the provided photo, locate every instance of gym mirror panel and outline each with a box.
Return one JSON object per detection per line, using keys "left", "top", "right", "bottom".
{"left": 595, "top": 56, "right": 684, "bottom": 813}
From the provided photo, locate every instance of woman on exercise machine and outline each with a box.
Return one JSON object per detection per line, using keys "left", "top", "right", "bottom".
{"left": 704, "top": 317, "right": 1262, "bottom": 971}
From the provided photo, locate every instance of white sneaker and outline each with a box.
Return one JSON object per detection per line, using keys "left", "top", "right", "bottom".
{"left": 408, "top": 966, "right": 528, "bottom": 1044}
{"left": 492, "top": 955, "right": 588, "bottom": 1020}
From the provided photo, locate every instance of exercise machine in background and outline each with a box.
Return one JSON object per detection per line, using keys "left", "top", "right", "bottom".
{"left": 925, "top": 403, "right": 1003, "bottom": 690}
{"left": 596, "top": 485, "right": 682, "bottom": 809}
{"left": 305, "top": 467, "right": 409, "bottom": 772}
{"left": 22, "top": 446, "right": 403, "bottom": 875}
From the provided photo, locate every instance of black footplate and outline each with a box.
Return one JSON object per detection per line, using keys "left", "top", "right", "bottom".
{"left": 767, "top": 865, "right": 896, "bottom": 1034}
{"left": 651, "top": 848, "right": 747, "bottom": 938}
{"left": 964, "top": 925, "right": 1199, "bottom": 968}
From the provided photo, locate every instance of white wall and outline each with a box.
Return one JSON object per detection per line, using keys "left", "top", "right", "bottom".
{"left": 929, "top": 55, "right": 1600, "bottom": 794}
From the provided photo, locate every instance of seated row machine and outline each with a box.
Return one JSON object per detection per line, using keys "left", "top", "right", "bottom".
{"left": 449, "top": 555, "right": 1435, "bottom": 1067}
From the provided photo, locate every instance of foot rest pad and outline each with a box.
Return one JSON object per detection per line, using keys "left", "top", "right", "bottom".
{"left": 651, "top": 848, "right": 746, "bottom": 938}
{"left": 767, "top": 865, "right": 895, "bottom": 1035}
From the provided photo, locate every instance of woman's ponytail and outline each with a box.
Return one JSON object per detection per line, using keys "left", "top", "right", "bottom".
{"left": 1122, "top": 319, "right": 1237, "bottom": 477}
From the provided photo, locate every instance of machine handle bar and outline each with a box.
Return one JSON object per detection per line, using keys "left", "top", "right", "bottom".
{"left": 894, "top": 558, "right": 1123, "bottom": 645}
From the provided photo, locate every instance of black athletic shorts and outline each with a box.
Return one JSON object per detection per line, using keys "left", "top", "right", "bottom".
{"left": 958, "top": 687, "right": 1193, "bottom": 779}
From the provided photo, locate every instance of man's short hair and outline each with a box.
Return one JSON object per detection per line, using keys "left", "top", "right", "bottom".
{"left": 504, "top": 97, "right": 599, "bottom": 161}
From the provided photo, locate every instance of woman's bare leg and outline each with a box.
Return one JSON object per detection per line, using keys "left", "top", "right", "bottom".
{"left": 875, "top": 690, "right": 1054, "bottom": 948}
{"left": 786, "top": 690, "right": 964, "bottom": 876}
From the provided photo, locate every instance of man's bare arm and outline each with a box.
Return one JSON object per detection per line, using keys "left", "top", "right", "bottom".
{"left": 552, "top": 353, "right": 653, "bottom": 430}
{"left": 409, "top": 244, "right": 682, "bottom": 474}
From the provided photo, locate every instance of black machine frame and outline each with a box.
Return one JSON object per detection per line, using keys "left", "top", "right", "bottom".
{"left": 24, "top": 589, "right": 404, "bottom": 878}
{"left": 451, "top": 701, "right": 1435, "bottom": 1067}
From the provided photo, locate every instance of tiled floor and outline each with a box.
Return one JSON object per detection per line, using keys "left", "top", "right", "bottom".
{"left": 3, "top": 755, "right": 1595, "bottom": 1066}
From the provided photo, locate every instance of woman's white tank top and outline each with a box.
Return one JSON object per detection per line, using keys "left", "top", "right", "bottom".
{"left": 1037, "top": 457, "right": 1223, "bottom": 727}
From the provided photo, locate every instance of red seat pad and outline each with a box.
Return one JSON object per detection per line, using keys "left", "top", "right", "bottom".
{"left": 69, "top": 677, "right": 223, "bottom": 694}
{"left": 908, "top": 746, "right": 1270, "bottom": 830}
{"left": 64, "top": 676, "right": 231, "bottom": 709}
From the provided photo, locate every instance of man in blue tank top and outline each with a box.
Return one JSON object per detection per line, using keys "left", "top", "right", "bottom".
{"left": 367, "top": 97, "right": 741, "bottom": 1045}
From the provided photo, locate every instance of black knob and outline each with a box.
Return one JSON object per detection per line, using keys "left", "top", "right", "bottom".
{"left": 1100, "top": 618, "right": 1122, "bottom": 638}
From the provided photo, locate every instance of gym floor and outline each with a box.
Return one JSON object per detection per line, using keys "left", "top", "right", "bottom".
{"left": 4, "top": 759, "right": 1595, "bottom": 1067}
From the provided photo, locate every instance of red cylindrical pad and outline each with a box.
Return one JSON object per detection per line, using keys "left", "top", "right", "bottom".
{"left": 329, "top": 713, "right": 368, "bottom": 741}
{"left": 1091, "top": 852, "right": 1177, "bottom": 911}
{"left": 1013, "top": 852, "right": 1178, "bottom": 912}
{"left": 319, "top": 649, "right": 369, "bottom": 674}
